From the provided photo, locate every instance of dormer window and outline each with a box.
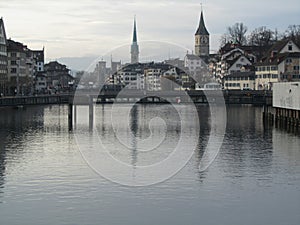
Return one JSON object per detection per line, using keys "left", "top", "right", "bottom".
{"left": 286, "top": 58, "right": 292, "bottom": 64}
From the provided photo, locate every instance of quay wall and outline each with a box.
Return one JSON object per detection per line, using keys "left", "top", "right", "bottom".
{"left": 264, "top": 82, "right": 300, "bottom": 131}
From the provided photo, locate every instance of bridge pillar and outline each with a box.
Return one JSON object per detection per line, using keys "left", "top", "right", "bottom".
{"left": 89, "top": 96, "right": 93, "bottom": 131}
{"left": 74, "top": 104, "right": 77, "bottom": 129}
{"left": 68, "top": 103, "right": 73, "bottom": 131}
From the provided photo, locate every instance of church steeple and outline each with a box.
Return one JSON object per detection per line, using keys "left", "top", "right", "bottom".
{"left": 195, "top": 7, "right": 210, "bottom": 59}
{"left": 131, "top": 16, "right": 139, "bottom": 64}
{"left": 132, "top": 16, "right": 137, "bottom": 43}
{"left": 195, "top": 10, "right": 209, "bottom": 36}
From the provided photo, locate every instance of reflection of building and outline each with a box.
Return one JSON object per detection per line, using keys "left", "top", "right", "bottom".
{"left": 0, "top": 18, "right": 8, "bottom": 95}
{"left": 255, "top": 39, "right": 300, "bottom": 90}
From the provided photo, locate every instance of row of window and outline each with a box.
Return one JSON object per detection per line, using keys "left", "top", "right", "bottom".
{"left": 124, "top": 77, "right": 137, "bottom": 81}
{"left": 0, "top": 70, "right": 6, "bottom": 74}
{"left": 256, "top": 66, "right": 278, "bottom": 71}
{"left": 190, "top": 66, "right": 202, "bottom": 70}
{"left": 225, "top": 83, "right": 240, "bottom": 87}
{"left": 0, "top": 45, "right": 6, "bottom": 53}
{"left": 256, "top": 74, "right": 278, "bottom": 79}
{"left": 225, "top": 77, "right": 254, "bottom": 81}
{"left": 281, "top": 75, "right": 300, "bottom": 79}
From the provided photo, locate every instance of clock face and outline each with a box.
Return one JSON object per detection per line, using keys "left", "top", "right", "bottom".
{"left": 200, "top": 36, "right": 208, "bottom": 44}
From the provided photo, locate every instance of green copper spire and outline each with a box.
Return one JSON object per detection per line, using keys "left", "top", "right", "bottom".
{"left": 132, "top": 16, "right": 137, "bottom": 43}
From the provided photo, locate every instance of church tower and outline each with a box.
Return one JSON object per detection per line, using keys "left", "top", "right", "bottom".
{"left": 195, "top": 8, "right": 209, "bottom": 59}
{"left": 131, "top": 16, "right": 139, "bottom": 64}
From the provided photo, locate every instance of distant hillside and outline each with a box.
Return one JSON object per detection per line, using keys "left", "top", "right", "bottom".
{"left": 46, "top": 56, "right": 98, "bottom": 72}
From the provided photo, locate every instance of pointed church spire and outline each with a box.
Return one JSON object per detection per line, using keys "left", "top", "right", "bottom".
{"left": 132, "top": 15, "right": 137, "bottom": 43}
{"left": 195, "top": 8, "right": 209, "bottom": 35}
{"left": 131, "top": 16, "right": 139, "bottom": 64}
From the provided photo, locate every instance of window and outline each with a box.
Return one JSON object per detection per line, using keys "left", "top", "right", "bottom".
{"left": 11, "top": 68, "right": 16, "bottom": 73}
{"left": 286, "top": 58, "right": 292, "bottom": 63}
{"left": 294, "top": 66, "right": 300, "bottom": 71}
{"left": 271, "top": 66, "right": 277, "bottom": 71}
{"left": 288, "top": 45, "right": 293, "bottom": 51}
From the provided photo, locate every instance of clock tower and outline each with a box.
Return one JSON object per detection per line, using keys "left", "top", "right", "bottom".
{"left": 195, "top": 9, "right": 209, "bottom": 59}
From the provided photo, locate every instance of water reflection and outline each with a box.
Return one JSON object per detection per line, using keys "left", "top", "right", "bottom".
{"left": 0, "top": 105, "right": 299, "bottom": 225}
{"left": 130, "top": 105, "right": 138, "bottom": 167}
{"left": 0, "top": 143, "right": 5, "bottom": 197}
{"left": 94, "top": 104, "right": 182, "bottom": 167}
{"left": 219, "top": 106, "right": 273, "bottom": 180}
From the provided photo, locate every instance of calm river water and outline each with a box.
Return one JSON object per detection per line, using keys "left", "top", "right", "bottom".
{"left": 0, "top": 104, "right": 299, "bottom": 225}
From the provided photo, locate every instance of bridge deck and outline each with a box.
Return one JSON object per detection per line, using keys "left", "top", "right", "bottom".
{"left": 0, "top": 90, "right": 272, "bottom": 107}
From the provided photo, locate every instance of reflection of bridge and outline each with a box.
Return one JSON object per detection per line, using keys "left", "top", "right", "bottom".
{"left": 0, "top": 90, "right": 272, "bottom": 107}
{"left": 0, "top": 90, "right": 272, "bottom": 130}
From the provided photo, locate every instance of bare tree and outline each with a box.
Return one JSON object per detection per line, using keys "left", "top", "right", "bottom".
{"left": 226, "top": 23, "right": 248, "bottom": 45}
{"left": 284, "top": 25, "right": 300, "bottom": 45}
{"left": 248, "top": 26, "right": 275, "bottom": 46}
{"left": 219, "top": 33, "right": 230, "bottom": 47}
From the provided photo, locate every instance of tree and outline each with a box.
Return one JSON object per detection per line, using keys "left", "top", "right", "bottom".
{"left": 226, "top": 23, "right": 248, "bottom": 45}
{"left": 284, "top": 25, "right": 300, "bottom": 45}
{"left": 248, "top": 26, "right": 275, "bottom": 46}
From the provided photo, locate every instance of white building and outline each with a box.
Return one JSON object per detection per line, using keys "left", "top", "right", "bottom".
{"left": 144, "top": 68, "right": 161, "bottom": 91}
{"left": 255, "top": 39, "right": 300, "bottom": 90}
{"left": 223, "top": 71, "right": 255, "bottom": 90}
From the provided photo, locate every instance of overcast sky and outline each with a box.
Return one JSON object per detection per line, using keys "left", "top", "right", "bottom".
{"left": 1, "top": 0, "right": 300, "bottom": 63}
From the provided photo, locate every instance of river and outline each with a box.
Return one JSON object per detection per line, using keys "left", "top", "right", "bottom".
{"left": 0, "top": 104, "right": 299, "bottom": 225}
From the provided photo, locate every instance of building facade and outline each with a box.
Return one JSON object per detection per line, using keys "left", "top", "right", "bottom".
{"left": 255, "top": 39, "right": 300, "bottom": 90}
{"left": 0, "top": 18, "right": 7, "bottom": 95}
{"left": 7, "top": 39, "right": 33, "bottom": 95}
{"left": 223, "top": 71, "right": 255, "bottom": 90}
{"left": 44, "top": 61, "right": 74, "bottom": 92}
